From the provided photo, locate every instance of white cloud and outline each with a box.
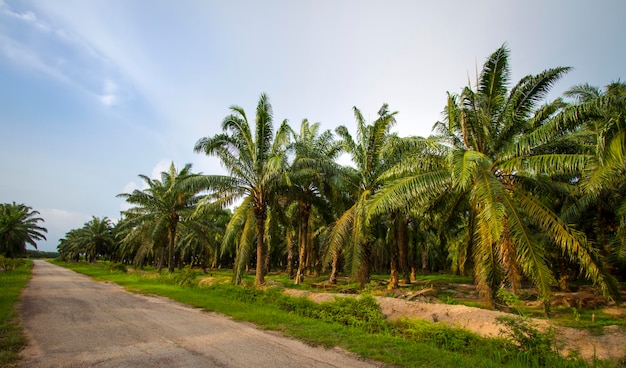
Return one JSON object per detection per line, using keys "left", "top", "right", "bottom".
{"left": 98, "top": 79, "right": 118, "bottom": 106}
{"left": 36, "top": 208, "right": 92, "bottom": 251}
{"left": 119, "top": 159, "right": 172, "bottom": 212}
{"left": 150, "top": 159, "right": 173, "bottom": 179}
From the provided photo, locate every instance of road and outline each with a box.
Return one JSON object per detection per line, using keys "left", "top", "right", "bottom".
{"left": 18, "top": 261, "right": 381, "bottom": 368}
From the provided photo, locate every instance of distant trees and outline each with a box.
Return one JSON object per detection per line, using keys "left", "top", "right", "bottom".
{"left": 57, "top": 217, "right": 114, "bottom": 263}
{"left": 117, "top": 163, "right": 208, "bottom": 273}
{"left": 0, "top": 202, "right": 47, "bottom": 258}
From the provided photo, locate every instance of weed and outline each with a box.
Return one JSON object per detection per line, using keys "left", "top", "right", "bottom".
{"left": 496, "top": 316, "right": 558, "bottom": 359}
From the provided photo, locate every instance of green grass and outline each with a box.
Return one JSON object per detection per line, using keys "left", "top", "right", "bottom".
{"left": 51, "top": 260, "right": 622, "bottom": 368}
{"left": 0, "top": 258, "right": 32, "bottom": 367}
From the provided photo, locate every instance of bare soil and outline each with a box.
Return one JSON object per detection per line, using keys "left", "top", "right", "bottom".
{"left": 284, "top": 288, "right": 626, "bottom": 362}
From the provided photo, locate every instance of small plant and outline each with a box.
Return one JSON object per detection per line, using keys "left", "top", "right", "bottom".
{"left": 108, "top": 262, "right": 127, "bottom": 273}
{"left": 496, "top": 315, "right": 559, "bottom": 362}
{"left": 496, "top": 287, "right": 525, "bottom": 315}
{"left": 169, "top": 267, "right": 198, "bottom": 288}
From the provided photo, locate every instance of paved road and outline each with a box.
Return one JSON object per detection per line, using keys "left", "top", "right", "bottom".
{"left": 19, "top": 261, "right": 380, "bottom": 368}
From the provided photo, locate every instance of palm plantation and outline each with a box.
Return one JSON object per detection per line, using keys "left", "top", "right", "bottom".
{"left": 369, "top": 45, "right": 620, "bottom": 307}
{"left": 50, "top": 46, "right": 625, "bottom": 313}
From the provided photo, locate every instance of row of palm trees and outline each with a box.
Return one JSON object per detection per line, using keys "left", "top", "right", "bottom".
{"left": 57, "top": 45, "right": 625, "bottom": 308}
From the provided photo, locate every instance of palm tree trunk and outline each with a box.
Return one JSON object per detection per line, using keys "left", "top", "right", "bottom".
{"left": 389, "top": 213, "right": 399, "bottom": 290}
{"left": 295, "top": 204, "right": 310, "bottom": 284}
{"left": 295, "top": 222, "right": 306, "bottom": 284}
{"left": 399, "top": 216, "right": 410, "bottom": 284}
{"left": 357, "top": 241, "right": 371, "bottom": 289}
{"left": 329, "top": 248, "right": 340, "bottom": 284}
{"left": 286, "top": 230, "right": 295, "bottom": 279}
{"left": 168, "top": 225, "right": 176, "bottom": 274}
{"left": 255, "top": 205, "right": 266, "bottom": 285}
{"left": 158, "top": 244, "right": 165, "bottom": 272}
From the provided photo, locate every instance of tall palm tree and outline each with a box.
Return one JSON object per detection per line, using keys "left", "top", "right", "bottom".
{"left": 368, "top": 45, "right": 619, "bottom": 308}
{"left": 287, "top": 119, "right": 341, "bottom": 283}
{"left": 325, "top": 104, "right": 401, "bottom": 288}
{"left": 194, "top": 93, "right": 290, "bottom": 285}
{"left": 562, "top": 81, "right": 626, "bottom": 268}
{"left": 0, "top": 202, "right": 47, "bottom": 258}
{"left": 117, "top": 162, "right": 206, "bottom": 273}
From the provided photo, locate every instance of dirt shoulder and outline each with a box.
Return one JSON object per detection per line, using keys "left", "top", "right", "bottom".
{"left": 284, "top": 289, "right": 626, "bottom": 361}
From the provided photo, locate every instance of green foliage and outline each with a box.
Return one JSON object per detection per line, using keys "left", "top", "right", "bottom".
{"left": 165, "top": 266, "right": 199, "bottom": 288}
{"left": 108, "top": 262, "right": 127, "bottom": 273}
{"left": 0, "top": 259, "right": 31, "bottom": 366}
{"left": 496, "top": 316, "right": 560, "bottom": 362}
{"left": 0, "top": 202, "right": 47, "bottom": 258}
{"left": 0, "top": 256, "right": 27, "bottom": 272}
{"left": 278, "top": 294, "right": 389, "bottom": 334}
{"left": 393, "top": 318, "right": 486, "bottom": 354}
{"left": 497, "top": 287, "right": 526, "bottom": 315}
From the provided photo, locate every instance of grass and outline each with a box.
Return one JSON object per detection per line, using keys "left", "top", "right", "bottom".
{"left": 50, "top": 260, "right": 623, "bottom": 368}
{"left": 0, "top": 258, "right": 32, "bottom": 367}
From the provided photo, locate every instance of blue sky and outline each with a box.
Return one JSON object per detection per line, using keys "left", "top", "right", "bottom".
{"left": 1, "top": 0, "right": 624, "bottom": 252}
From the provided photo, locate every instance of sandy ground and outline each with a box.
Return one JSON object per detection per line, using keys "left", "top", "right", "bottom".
{"left": 284, "top": 289, "right": 626, "bottom": 362}
{"left": 18, "top": 261, "right": 383, "bottom": 368}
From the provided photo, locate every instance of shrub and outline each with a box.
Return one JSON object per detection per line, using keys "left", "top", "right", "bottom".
{"left": 169, "top": 267, "right": 199, "bottom": 288}
{"left": 108, "top": 263, "right": 127, "bottom": 273}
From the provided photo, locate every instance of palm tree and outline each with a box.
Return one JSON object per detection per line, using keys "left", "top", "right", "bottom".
{"left": 58, "top": 229, "right": 82, "bottom": 262}
{"left": 194, "top": 93, "right": 290, "bottom": 285}
{"left": 368, "top": 45, "right": 619, "bottom": 308}
{"left": 325, "top": 104, "right": 401, "bottom": 288}
{"left": 561, "top": 81, "right": 626, "bottom": 269}
{"left": 286, "top": 119, "right": 341, "bottom": 283}
{"left": 180, "top": 207, "right": 231, "bottom": 271}
{"left": 77, "top": 217, "right": 115, "bottom": 262}
{"left": 0, "top": 202, "right": 47, "bottom": 258}
{"left": 117, "top": 162, "right": 207, "bottom": 273}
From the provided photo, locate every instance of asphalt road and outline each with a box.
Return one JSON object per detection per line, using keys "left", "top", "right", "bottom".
{"left": 18, "top": 260, "right": 380, "bottom": 368}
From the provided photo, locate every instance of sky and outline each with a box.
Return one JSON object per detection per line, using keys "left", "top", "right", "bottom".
{"left": 1, "top": 0, "right": 624, "bottom": 252}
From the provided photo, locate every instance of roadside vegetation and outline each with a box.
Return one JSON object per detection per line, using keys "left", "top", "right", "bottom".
{"left": 0, "top": 258, "right": 31, "bottom": 367}
{"left": 52, "top": 260, "right": 625, "bottom": 367}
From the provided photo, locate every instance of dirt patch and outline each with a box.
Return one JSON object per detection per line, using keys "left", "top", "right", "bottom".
{"left": 284, "top": 289, "right": 626, "bottom": 362}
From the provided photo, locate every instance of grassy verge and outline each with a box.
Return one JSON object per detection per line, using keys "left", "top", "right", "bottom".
{"left": 52, "top": 261, "right": 620, "bottom": 368}
{"left": 0, "top": 258, "right": 32, "bottom": 367}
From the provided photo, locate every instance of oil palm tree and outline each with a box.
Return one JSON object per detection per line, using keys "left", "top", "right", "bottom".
{"left": 0, "top": 202, "right": 47, "bottom": 258}
{"left": 117, "top": 162, "right": 206, "bottom": 273}
{"left": 286, "top": 119, "right": 341, "bottom": 283}
{"left": 194, "top": 93, "right": 290, "bottom": 285}
{"left": 561, "top": 81, "right": 626, "bottom": 267}
{"left": 325, "top": 104, "right": 402, "bottom": 288}
{"left": 368, "top": 45, "right": 619, "bottom": 308}
{"left": 75, "top": 216, "right": 115, "bottom": 263}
